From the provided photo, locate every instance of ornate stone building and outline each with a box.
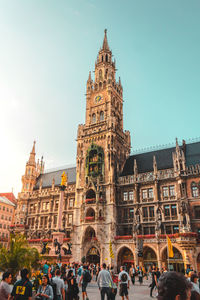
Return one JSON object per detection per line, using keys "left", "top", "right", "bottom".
{"left": 14, "top": 30, "right": 200, "bottom": 272}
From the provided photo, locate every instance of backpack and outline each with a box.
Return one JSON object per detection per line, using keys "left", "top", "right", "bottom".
{"left": 121, "top": 272, "right": 128, "bottom": 282}
{"left": 49, "top": 279, "right": 58, "bottom": 300}
{"left": 83, "top": 270, "right": 92, "bottom": 283}
{"left": 77, "top": 268, "right": 82, "bottom": 276}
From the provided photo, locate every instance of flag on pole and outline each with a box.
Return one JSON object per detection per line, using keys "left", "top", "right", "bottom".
{"left": 109, "top": 241, "right": 114, "bottom": 259}
{"left": 167, "top": 235, "right": 174, "bottom": 258}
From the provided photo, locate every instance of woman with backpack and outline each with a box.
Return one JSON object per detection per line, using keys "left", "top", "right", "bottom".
{"left": 35, "top": 274, "right": 54, "bottom": 300}
{"left": 66, "top": 269, "right": 79, "bottom": 300}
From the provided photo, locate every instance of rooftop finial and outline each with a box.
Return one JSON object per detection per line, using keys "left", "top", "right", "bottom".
{"left": 102, "top": 29, "right": 109, "bottom": 51}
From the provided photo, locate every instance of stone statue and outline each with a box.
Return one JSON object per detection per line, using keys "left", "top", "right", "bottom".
{"left": 41, "top": 241, "right": 48, "bottom": 255}
{"left": 54, "top": 238, "right": 62, "bottom": 255}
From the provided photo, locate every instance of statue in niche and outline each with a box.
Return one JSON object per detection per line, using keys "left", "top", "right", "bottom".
{"left": 155, "top": 208, "right": 162, "bottom": 231}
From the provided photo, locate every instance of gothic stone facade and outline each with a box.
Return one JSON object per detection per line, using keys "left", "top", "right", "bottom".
{"left": 15, "top": 31, "right": 200, "bottom": 271}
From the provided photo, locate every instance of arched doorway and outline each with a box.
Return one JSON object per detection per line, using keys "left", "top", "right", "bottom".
{"left": 117, "top": 247, "right": 134, "bottom": 272}
{"left": 197, "top": 253, "right": 200, "bottom": 272}
{"left": 162, "top": 246, "right": 184, "bottom": 272}
{"left": 142, "top": 246, "right": 157, "bottom": 269}
{"left": 86, "top": 246, "right": 100, "bottom": 264}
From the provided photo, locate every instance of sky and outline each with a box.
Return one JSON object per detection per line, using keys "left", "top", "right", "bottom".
{"left": 0, "top": 0, "right": 200, "bottom": 196}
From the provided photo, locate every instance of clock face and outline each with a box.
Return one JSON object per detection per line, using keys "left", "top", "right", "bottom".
{"left": 94, "top": 95, "right": 103, "bottom": 104}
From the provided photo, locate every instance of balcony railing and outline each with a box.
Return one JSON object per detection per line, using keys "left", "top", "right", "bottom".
{"left": 85, "top": 216, "right": 95, "bottom": 222}
{"left": 115, "top": 235, "right": 132, "bottom": 240}
{"left": 85, "top": 198, "right": 96, "bottom": 204}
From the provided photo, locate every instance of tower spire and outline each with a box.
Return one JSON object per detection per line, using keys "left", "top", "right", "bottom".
{"left": 102, "top": 29, "right": 109, "bottom": 51}
{"left": 28, "top": 140, "right": 36, "bottom": 166}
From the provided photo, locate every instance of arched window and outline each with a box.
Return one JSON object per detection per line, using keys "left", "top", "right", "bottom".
{"left": 102, "top": 55, "right": 103, "bottom": 62}
{"left": 105, "top": 69, "right": 108, "bottom": 79}
{"left": 92, "top": 113, "right": 96, "bottom": 124}
{"left": 106, "top": 54, "right": 108, "bottom": 62}
{"left": 100, "top": 111, "right": 104, "bottom": 121}
{"left": 99, "top": 69, "right": 102, "bottom": 80}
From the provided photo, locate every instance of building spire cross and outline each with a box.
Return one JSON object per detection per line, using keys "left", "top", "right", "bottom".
{"left": 102, "top": 28, "right": 109, "bottom": 51}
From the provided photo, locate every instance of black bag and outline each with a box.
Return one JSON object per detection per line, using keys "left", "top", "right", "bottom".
{"left": 49, "top": 280, "right": 58, "bottom": 300}
{"left": 72, "top": 278, "right": 79, "bottom": 295}
{"left": 121, "top": 273, "right": 128, "bottom": 282}
{"left": 83, "top": 271, "right": 92, "bottom": 283}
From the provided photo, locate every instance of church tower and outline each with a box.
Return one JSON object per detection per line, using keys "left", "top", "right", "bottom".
{"left": 74, "top": 30, "right": 131, "bottom": 266}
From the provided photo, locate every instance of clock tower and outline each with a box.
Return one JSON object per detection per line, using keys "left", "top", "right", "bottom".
{"left": 73, "top": 30, "right": 131, "bottom": 265}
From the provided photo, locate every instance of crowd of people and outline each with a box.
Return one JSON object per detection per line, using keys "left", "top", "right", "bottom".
{"left": 0, "top": 261, "right": 200, "bottom": 300}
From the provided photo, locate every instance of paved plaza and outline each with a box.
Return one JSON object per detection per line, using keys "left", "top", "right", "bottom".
{"left": 84, "top": 278, "right": 156, "bottom": 300}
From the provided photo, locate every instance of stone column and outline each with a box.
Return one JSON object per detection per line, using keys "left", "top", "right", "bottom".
{"left": 156, "top": 242, "right": 162, "bottom": 270}
{"left": 57, "top": 187, "right": 65, "bottom": 230}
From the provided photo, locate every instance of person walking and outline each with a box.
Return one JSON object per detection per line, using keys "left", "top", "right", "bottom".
{"left": 97, "top": 263, "right": 114, "bottom": 300}
{"left": 77, "top": 265, "right": 83, "bottom": 284}
{"left": 79, "top": 265, "right": 91, "bottom": 300}
{"left": 43, "top": 261, "right": 49, "bottom": 275}
{"left": 10, "top": 268, "right": 32, "bottom": 300}
{"left": 150, "top": 265, "right": 158, "bottom": 298}
{"left": 109, "top": 267, "right": 118, "bottom": 300}
{"left": 138, "top": 266, "right": 143, "bottom": 285}
{"left": 52, "top": 269, "right": 65, "bottom": 300}
{"left": 0, "top": 271, "right": 12, "bottom": 300}
{"left": 35, "top": 274, "right": 53, "bottom": 300}
{"left": 118, "top": 266, "right": 130, "bottom": 300}
{"left": 66, "top": 269, "right": 79, "bottom": 300}
{"left": 129, "top": 264, "right": 136, "bottom": 285}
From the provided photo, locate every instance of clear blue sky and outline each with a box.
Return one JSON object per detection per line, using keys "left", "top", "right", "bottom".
{"left": 0, "top": 0, "right": 200, "bottom": 194}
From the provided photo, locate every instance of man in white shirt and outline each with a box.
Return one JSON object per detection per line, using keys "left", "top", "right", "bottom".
{"left": 118, "top": 266, "right": 130, "bottom": 300}
{"left": 191, "top": 273, "right": 200, "bottom": 294}
{"left": 97, "top": 263, "right": 114, "bottom": 300}
{"left": 52, "top": 269, "right": 65, "bottom": 300}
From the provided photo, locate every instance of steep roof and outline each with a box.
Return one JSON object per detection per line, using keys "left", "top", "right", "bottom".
{"left": 0, "top": 196, "right": 16, "bottom": 207}
{"left": 34, "top": 167, "right": 76, "bottom": 189}
{"left": 0, "top": 193, "right": 17, "bottom": 204}
{"left": 121, "top": 141, "right": 200, "bottom": 176}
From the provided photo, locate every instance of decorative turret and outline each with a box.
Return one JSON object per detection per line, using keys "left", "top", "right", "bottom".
{"left": 86, "top": 71, "right": 93, "bottom": 93}
{"left": 134, "top": 159, "right": 138, "bottom": 180}
{"left": 153, "top": 155, "right": 158, "bottom": 176}
{"left": 21, "top": 141, "right": 37, "bottom": 193}
{"left": 28, "top": 141, "right": 36, "bottom": 167}
{"left": 173, "top": 138, "right": 186, "bottom": 174}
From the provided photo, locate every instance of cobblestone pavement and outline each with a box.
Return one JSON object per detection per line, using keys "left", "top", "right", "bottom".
{"left": 84, "top": 278, "right": 157, "bottom": 300}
